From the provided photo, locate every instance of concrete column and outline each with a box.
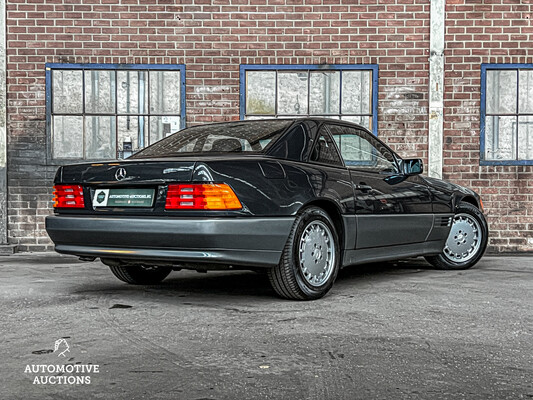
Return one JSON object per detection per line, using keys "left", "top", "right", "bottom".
{"left": 0, "top": 0, "right": 7, "bottom": 246}
{"left": 428, "top": 0, "right": 445, "bottom": 179}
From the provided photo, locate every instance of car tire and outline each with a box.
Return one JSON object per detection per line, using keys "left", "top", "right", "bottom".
{"left": 108, "top": 265, "right": 172, "bottom": 285}
{"left": 268, "top": 207, "right": 341, "bottom": 300}
{"left": 425, "top": 201, "right": 488, "bottom": 270}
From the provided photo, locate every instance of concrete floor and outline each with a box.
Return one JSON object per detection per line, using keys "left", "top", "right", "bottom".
{"left": 1, "top": 253, "right": 532, "bottom": 400}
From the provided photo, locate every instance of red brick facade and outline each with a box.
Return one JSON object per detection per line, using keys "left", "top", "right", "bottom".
{"left": 444, "top": 1, "right": 533, "bottom": 252}
{"left": 4, "top": 0, "right": 532, "bottom": 252}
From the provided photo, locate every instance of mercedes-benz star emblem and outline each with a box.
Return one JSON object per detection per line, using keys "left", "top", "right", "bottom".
{"left": 115, "top": 168, "right": 127, "bottom": 181}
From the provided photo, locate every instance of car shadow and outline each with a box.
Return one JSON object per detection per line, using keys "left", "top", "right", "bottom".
{"left": 339, "top": 257, "right": 434, "bottom": 279}
{"left": 72, "top": 257, "right": 437, "bottom": 302}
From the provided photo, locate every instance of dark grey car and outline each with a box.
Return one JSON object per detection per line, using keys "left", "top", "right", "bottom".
{"left": 46, "top": 119, "right": 489, "bottom": 300}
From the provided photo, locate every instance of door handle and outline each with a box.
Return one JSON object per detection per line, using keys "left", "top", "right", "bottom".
{"left": 355, "top": 184, "right": 373, "bottom": 191}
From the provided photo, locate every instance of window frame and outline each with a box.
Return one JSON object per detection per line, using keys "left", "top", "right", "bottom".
{"left": 45, "top": 63, "right": 186, "bottom": 164}
{"left": 480, "top": 63, "right": 533, "bottom": 166}
{"left": 239, "top": 64, "right": 379, "bottom": 136}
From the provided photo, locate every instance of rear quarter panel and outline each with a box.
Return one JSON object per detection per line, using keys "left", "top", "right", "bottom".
{"left": 194, "top": 158, "right": 355, "bottom": 217}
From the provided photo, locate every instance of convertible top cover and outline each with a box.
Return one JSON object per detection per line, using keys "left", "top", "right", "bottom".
{"left": 131, "top": 119, "right": 293, "bottom": 158}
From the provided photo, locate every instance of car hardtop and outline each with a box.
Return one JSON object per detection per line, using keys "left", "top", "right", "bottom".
{"left": 60, "top": 118, "right": 403, "bottom": 171}
{"left": 130, "top": 117, "right": 401, "bottom": 164}
{"left": 129, "top": 118, "right": 296, "bottom": 159}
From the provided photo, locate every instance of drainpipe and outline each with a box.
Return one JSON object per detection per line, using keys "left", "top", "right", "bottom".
{"left": 428, "top": 0, "right": 445, "bottom": 179}
{"left": 0, "top": 0, "right": 8, "bottom": 248}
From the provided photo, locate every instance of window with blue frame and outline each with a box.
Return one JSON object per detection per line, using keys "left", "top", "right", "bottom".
{"left": 240, "top": 65, "right": 379, "bottom": 135}
{"left": 46, "top": 64, "right": 186, "bottom": 161}
{"left": 481, "top": 64, "right": 533, "bottom": 165}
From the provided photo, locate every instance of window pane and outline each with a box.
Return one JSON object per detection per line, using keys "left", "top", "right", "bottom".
{"left": 246, "top": 71, "right": 275, "bottom": 115}
{"left": 485, "top": 116, "right": 517, "bottom": 160}
{"left": 133, "top": 120, "right": 291, "bottom": 158}
{"left": 315, "top": 115, "right": 341, "bottom": 120}
{"left": 341, "top": 115, "right": 371, "bottom": 130}
{"left": 310, "top": 133, "right": 343, "bottom": 166}
{"left": 118, "top": 116, "right": 148, "bottom": 158}
{"left": 50, "top": 66, "right": 184, "bottom": 161}
{"left": 310, "top": 71, "right": 340, "bottom": 114}
{"left": 519, "top": 70, "right": 533, "bottom": 114}
{"left": 52, "top": 70, "right": 83, "bottom": 114}
{"left": 245, "top": 116, "right": 276, "bottom": 120}
{"left": 52, "top": 116, "right": 83, "bottom": 158}
{"left": 84, "top": 70, "right": 116, "bottom": 114}
{"left": 278, "top": 72, "right": 308, "bottom": 115}
{"left": 329, "top": 125, "right": 395, "bottom": 172}
{"left": 486, "top": 70, "right": 517, "bottom": 114}
{"left": 150, "top": 71, "right": 181, "bottom": 114}
{"left": 85, "top": 116, "right": 116, "bottom": 159}
{"left": 117, "top": 71, "right": 148, "bottom": 114}
{"left": 149, "top": 116, "right": 181, "bottom": 145}
{"left": 336, "top": 134, "right": 373, "bottom": 163}
{"left": 342, "top": 70, "right": 372, "bottom": 115}
{"left": 518, "top": 116, "right": 533, "bottom": 160}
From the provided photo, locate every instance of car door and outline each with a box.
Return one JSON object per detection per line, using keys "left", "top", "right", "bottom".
{"left": 326, "top": 123, "right": 433, "bottom": 249}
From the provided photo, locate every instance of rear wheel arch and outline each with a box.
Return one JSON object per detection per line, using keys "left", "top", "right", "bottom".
{"left": 268, "top": 205, "right": 341, "bottom": 300}
{"left": 300, "top": 199, "right": 345, "bottom": 250}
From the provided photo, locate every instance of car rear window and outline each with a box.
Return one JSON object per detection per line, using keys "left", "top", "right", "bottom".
{"left": 131, "top": 120, "right": 293, "bottom": 158}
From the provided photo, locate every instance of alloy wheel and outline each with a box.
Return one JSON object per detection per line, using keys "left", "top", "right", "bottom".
{"left": 298, "top": 220, "right": 336, "bottom": 287}
{"left": 443, "top": 213, "right": 482, "bottom": 263}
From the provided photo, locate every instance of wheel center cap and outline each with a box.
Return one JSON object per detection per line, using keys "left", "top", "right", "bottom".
{"left": 303, "top": 234, "right": 328, "bottom": 275}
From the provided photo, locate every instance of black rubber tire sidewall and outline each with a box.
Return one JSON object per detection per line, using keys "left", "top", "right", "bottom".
{"left": 289, "top": 207, "right": 341, "bottom": 299}
{"left": 109, "top": 265, "right": 172, "bottom": 284}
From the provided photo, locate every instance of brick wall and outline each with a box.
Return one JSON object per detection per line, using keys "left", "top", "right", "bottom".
{"left": 4, "top": 0, "right": 531, "bottom": 253}
{"left": 444, "top": 1, "right": 533, "bottom": 252}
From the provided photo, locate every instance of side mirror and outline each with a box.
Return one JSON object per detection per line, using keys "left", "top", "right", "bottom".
{"left": 401, "top": 158, "right": 423, "bottom": 176}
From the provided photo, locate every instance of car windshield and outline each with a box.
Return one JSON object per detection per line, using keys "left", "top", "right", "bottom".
{"left": 131, "top": 120, "right": 293, "bottom": 158}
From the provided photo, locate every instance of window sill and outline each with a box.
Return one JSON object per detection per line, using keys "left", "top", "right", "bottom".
{"left": 480, "top": 160, "right": 533, "bottom": 166}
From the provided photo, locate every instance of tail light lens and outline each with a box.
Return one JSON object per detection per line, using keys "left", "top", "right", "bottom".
{"left": 165, "top": 184, "right": 242, "bottom": 210}
{"left": 53, "top": 185, "right": 85, "bottom": 208}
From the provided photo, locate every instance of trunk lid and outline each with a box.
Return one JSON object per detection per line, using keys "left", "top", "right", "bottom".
{"left": 58, "top": 159, "right": 196, "bottom": 186}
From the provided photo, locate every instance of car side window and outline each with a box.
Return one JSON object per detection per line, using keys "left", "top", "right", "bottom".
{"left": 328, "top": 124, "right": 397, "bottom": 173}
{"left": 309, "top": 129, "right": 343, "bottom": 166}
{"left": 268, "top": 124, "right": 312, "bottom": 162}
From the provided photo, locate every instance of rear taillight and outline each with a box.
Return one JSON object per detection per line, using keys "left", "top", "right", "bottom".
{"left": 53, "top": 185, "right": 85, "bottom": 208}
{"left": 165, "top": 184, "right": 242, "bottom": 210}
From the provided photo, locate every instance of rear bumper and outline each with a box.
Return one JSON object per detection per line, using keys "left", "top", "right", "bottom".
{"left": 46, "top": 215, "right": 295, "bottom": 268}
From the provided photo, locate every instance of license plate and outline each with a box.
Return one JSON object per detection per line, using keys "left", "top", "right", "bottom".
{"left": 92, "top": 188, "right": 155, "bottom": 208}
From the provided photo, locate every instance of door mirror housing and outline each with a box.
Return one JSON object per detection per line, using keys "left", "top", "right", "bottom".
{"left": 401, "top": 158, "right": 423, "bottom": 176}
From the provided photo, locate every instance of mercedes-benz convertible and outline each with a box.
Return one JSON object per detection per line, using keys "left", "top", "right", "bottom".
{"left": 46, "top": 119, "right": 488, "bottom": 300}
